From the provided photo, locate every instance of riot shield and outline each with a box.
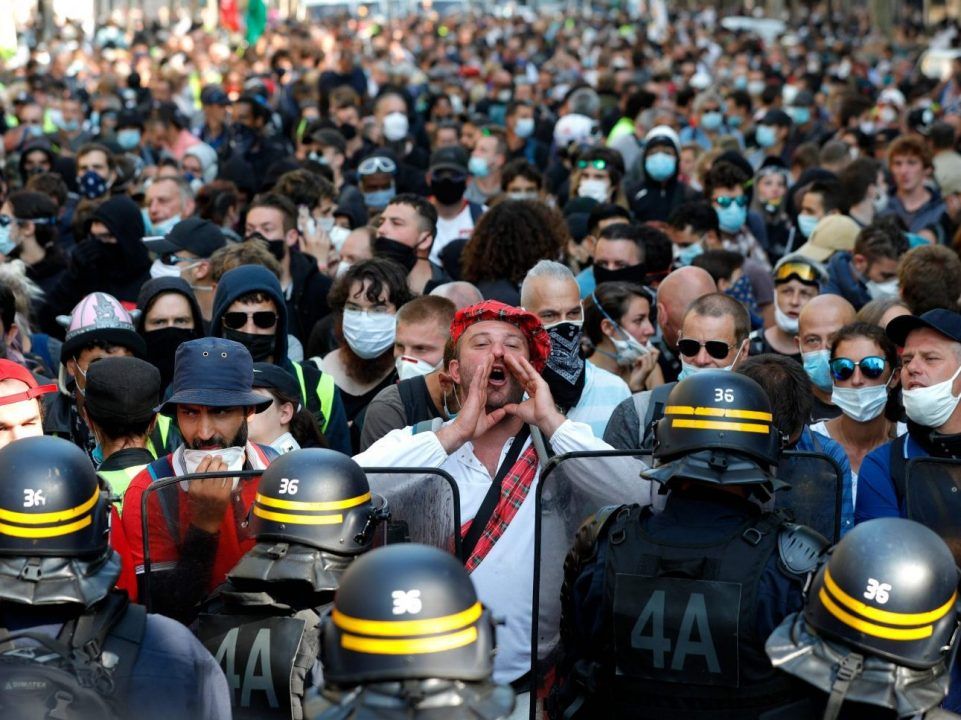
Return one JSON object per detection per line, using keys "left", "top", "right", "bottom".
{"left": 362, "top": 467, "right": 461, "bottom": 557}
{"left": 905, "top": 457, "right": 961, "bottom": 566}
{"left": 530, "top": 450, "right": 652, "bottom": 720}
{"left": 774, "top": 451, "right": 844, "bottom": 543}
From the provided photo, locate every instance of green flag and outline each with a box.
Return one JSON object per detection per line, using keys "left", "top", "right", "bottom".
{"left": 245, "top": 0, "right": 267, "bottom": 46}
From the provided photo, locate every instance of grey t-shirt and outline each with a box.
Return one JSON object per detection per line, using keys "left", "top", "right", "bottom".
{"left": 359, "top": 378, "right": 444, "bottom": 451}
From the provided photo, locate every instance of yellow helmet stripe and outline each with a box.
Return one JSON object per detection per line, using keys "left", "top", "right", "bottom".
{"left": 252, "top": 506, "right": 343, "bottom": 525}
{"left": 340, "top": 627, "right": 478, "bottom": 655}
{"left": 824, "top": 569, "right": 957, "bottom": 626}
{"left": 0, "top": 515, "right": 93, "bottom": 539}
{"left": 819, "top": 588, "right": 934, "bottom": 641}
{"left": 332, "top": 602, "right": 483, "bottom": 637}
{"left": 0, "top": 487, "right": 99, "bottom": 525}
{"left": 665, "top": 405, "right": 773, "bottom": 422}
{"left": 255, "top": 491, "right": 371, "bottom": 512}
{"left": 671, "top": 419, "right": 770, "bottom": 434}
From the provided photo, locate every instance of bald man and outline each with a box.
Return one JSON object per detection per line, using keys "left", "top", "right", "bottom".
{"left": 797, "top": 294, "right": 857, "bottom": 422}
{"left": 429, "top": 281, "right": 485, "bottom": 310}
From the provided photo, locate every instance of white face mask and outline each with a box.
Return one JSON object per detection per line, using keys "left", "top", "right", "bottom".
{"left": 149, "top": 258, "right": 183, "bottom": 279}
{"left": 514, "top": 117, "right": 535, "bottom": 139}
{"left": 335, "top": 260, "right": 351, "bottom": 278}
{"left": 180, "top": 446, "right": 245, "bottom": 491}
{"left": 678, "top": 342, "right": 744, "bottom": 381}
{"left": 152, "top": 214, "right": 181, "bottom": 236}
{"left": 318, "top": 217, "right": 336, "bottom": 233}
{"left": 774, "top": 302, "right": 799, "bottom": 334}
{"left": 865, "top": 278, "right": 899, "bottom": 300}
{"left": 395, "top": 355, "right": 441, "bottom": 381}
{"left": 382, "top": 111, "right": 410, "bottom": 142}
{"left": 342, "top": 308, "right": 396, "bottom": 359}
{"left": 577, "top": 178, "right": 610, "bottom": 203}
{"left": 831, "top": 384, "right": 889, "bottom": 423}
{"left": 902, "top": 364, "right": 961, "bottom": 429}
{"left": 329, "top": 225, "right": 351, "bottom": 251}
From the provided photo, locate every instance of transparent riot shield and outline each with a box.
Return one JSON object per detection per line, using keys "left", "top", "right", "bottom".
{"left": 362, "top": 467, "right": 461, "bottom": 557}
{"left": 530, "top": 450, "right": 652, "bottom": 720}
{"left": 774, "top": 451, "right": 844, "bottom": 543}
{"left": 905, "top": 457, "right": 961, "bottom": 566}
{"left": 140, "top": 468, "right": 461, "bottom": 614}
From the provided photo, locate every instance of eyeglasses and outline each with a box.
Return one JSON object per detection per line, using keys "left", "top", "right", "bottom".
{"left": 677, "top": 338, "right": 737, "bottom": 360}
{"left": 830, "top": 356, "right": 887, "bottom": 382}
{"left": 358, "top": 156, "right": 398, "bottom": 176}
{"left": 714, "top": 195, "right": 748, "bottom": 209}
{"left": 577, "top": 158, "right": 608, "bottom": 170}
{"left": 774, "top": 261, "right": 820, "bottom": 285}
{"left": 222, "top": 311, "right": 278, "bottom": 330}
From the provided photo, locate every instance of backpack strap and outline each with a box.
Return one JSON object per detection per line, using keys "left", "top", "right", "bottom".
{"left": 468, "top": 201, "right": 484, "bottom": 223}
{"left": 889, "top": 434, "right": 909, "bottom": 507}
{"left": 398, "top": 376, "right": 432, "bottom": 423}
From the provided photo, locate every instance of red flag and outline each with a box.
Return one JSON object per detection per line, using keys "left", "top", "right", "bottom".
{"left": 220, "top": 0, "right": 240, "bottom": 33}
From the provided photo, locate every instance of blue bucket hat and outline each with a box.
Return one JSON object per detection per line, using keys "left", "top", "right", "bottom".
{"left": 157, "top": 338, "right": 272, "bottom": 416}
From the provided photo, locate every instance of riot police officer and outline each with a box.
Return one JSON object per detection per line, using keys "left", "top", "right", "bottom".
{"left": 306, "top": 543, "right": 516, "bottom": 719}
{"left": 195, "top": 448, "right": 389, "bottom": 720}
{"left": 550, "top": 371, "right": 828, "bottom": 719}
{"left": 766, "top": 517, "right": 961, "bottom": 719}
{"left": 0, "top": 435, "right": 231, "bottom": 720}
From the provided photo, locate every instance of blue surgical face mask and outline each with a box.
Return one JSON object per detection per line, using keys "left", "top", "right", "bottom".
{"left": 645, "top": 152, "right": 677, "bottom": 183}
{"left": 755, "top": 124, "right": 777, "bottom": 148}
{"left": 363, "top": 185, "right": 396, "bottom": 211}
{"left": 700, "top": 111, "right": 724, "bottom": 131}
{"left": 117, "top": 128, "right": 141, "bottom": 150}
{"left": 787, "top": 106, "right": 811, "bottom": 125}
{"left": 0, "top": 222, "right": 14, "bottom": 256}
{"left": 727, "top": 114, "right": 743, "bottom": 128}
{"left": 674, "top": 242, "right": 703, "bottom": 267}
{"left": 797, "top": 213, "right": 819, "bottom": 239}
{"left": 802, "top": 349, "right": 833, "bottom": 392}
{"left": 468, "top": 155, "right": 490, "bottom": 178}
{"left": 716, "top": 203, "right": 747, "bottom": 234}
{"left": 152, "top": 215, "right": 181, "bottom": 236}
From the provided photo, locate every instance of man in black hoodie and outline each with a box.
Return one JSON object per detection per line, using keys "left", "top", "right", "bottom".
{"left": 243, "top": 193, "right": 332, "bottom": 343}
{"left": 627, "top": 125, "right": 698, "bottom": 223}
{"left": 39, "top": 194, "right": 151, "bottom": 336}
{"left": 210, "top": 263, "right": 351, "bottom": 454}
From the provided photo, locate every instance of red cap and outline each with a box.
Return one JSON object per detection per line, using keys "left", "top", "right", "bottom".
{"left": 449, "top": 300, "right": 552, "bottom": 372}
{"left": 0, "top": 359, "right": 56, "bottom": 407}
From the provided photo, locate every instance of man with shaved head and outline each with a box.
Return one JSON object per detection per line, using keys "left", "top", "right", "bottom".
{"left": 429, "top": 280, "right": 485, "bottom": 310}
{"left": 797, "top": 294, "right": 857, "bottom": 421}
{"left": 653, "top": 265, "right": 717, "bottom": 382}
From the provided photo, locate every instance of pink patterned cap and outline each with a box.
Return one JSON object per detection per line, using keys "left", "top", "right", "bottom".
{"left": 57, "top": 293, "right": 145, "bottom": 359}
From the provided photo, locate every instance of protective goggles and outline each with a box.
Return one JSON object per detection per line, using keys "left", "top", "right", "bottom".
{"left": 774, "top": 261, "right": 820, "bottom": 286}
{"left": 577, "top": 158, "right": 608, "bottom": 170}
{"left": 829, "top": 356, "right": 887, "bottom": 382}
{"left": 677, "top": 338, "right": 737, "bottom": 360}
{"left": 222, "top": 311, "right": 278, "bottom": 330}
{"left": 714, "top": 195, "right": 748, "bottom": 209}
{"left": 358, "top": 156, "right": 397, "bottom": 176}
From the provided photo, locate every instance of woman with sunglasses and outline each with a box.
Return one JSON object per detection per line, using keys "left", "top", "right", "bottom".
{"left": 584, "top": 281, "right": 663, "bottom": 392}
{"left": 810, "top": 322, "right": 903, "bottom": 502}
{"left": 570, "top": 147, "right": 627, "bottom": 208}
{"left": 750, "top": 254, "right": 823, "bottom": 360}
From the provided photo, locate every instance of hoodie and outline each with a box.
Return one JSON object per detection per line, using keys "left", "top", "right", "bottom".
{"left": 38, "top": 195, "right": 151, "bottom": 337}
{"left": 627, "top": 135, "right": 697, "bottom": 223}
{"left": 211, "top": 264, "right": 350, "bottom": 454}
{"left": 822, "top": 252, "right": 871, "bottom": 311}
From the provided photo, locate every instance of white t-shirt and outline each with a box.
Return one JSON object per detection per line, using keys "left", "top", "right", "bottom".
{"left": 431, "top": 202, "right": 481, "bottom": 265}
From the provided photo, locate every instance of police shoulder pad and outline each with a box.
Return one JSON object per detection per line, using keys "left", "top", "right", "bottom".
{"left": 777, "top": 523, "right": 829, "bottom": 576}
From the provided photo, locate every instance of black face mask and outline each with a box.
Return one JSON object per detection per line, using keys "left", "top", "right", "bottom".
{"left": 430, "top": 177, "right": 467, "bottom": 206}
{"left": 246, "top": 232, "right": 286, "bottom": 262}
{"left": 593, "top": 262, "right": 648, "bottom": 287}
{"left": 541, "top": 322, "right": 586, "bottom": 411}
{"left": 339, "top": 122, "right": 358, "bottom": 141}
{"left": 144, "top": 327, "right": 197, "bottom": 389}
{"left": 374, "top": 237, "right": 418, "bottom": 272}
{"left": 223, "top": 327, "right": 276, "bottom": 362}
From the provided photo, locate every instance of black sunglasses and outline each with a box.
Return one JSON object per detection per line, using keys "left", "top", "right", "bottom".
{"left": 222, "top": 311, "right": 278, "bottom": 330}
{"left": 830, "top": 356, "right": 887, "bottom": 382}
{"left": 677, "top": 338, "right": 737, "bottom": 360}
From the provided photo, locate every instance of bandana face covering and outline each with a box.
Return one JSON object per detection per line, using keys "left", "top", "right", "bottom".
{"left": 542, "top": 320, "right": 586, "bottom": 411}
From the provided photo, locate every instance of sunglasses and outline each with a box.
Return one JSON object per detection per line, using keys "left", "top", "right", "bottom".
{"left": 830, "top": 356, "right": 887, "bottom": 382}
{"left": 677, "top": 338, "right": 737, "bottom": 360}
{"left": 714, "top": 195, "right": 748, "bottom": 209}
{"left": 358, "top": 156, "right": 398, "bottom": 176}
{"left": 577, "top": 158, "right": 608, "bottom": 170}
{"left": 222, "top": 311, "right": 278, "bottom": 330}
{"left": 774, "top": 261, "right": 820, "bottom": 285}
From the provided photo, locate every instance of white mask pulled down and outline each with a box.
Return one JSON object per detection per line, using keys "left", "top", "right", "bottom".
{"left": 180, "top": 446, "right": 245, "bottom": 491}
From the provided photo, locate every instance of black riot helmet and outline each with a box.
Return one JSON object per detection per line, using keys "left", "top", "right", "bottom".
{"left": 0, "top": 436, "right": 111, "bottom": 561}
{"left": 320, "top": 544, "right": 497, "bottom": 686}
{"left": 649, "top": 370, "right": 781, "bottom": 484}
{"left": 805, "top": 518, "right": 961, "bottom": 670}
{"left": 249, "top": 449, "right": 388, "bottom": 555}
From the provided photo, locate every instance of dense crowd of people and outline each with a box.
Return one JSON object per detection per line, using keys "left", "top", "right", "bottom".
{"left": 3, "top": 4, "right": 961, "bottom": 719}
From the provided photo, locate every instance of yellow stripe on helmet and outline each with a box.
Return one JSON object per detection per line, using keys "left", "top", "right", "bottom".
{"left": 671, "top": 418, "right": 770, "bottom": 434}
{"left": 0, "top": 515, "right": 93, "bottom": 539}
{"left": 252, "top": 506, "right": 343, "bottom": 525}
{"left": 255, "top": 491, "right": 371, "bottom": 512}
{"left": 0, "top": 487, "right": 99, "bottom": 525}
{"left": 340, "top": 627, "right": 478, "bottom": 655}
{"left": 819, "top": 588, "right": 934, "bottom": 641}
{"left": 824, "top": 569, "right": 956, "bottom": 627}
{"left": 665, "top": 406, "right": 773, "bottom": 422}
{"left": 332, "top": 602, "right": 483, "bottom": 638}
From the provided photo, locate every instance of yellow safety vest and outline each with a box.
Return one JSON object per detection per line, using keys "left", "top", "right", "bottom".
{"left": 291, "top": 363, "right": 335, "bottom": 432}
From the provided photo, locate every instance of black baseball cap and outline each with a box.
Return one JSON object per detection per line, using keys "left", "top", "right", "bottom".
{"left": 200, "top": 85, "right": 230, "bottom": 106}
{"left": 429, "top": 146, "right": 469, "bottom": 174}
{"left": 84, "top": 357, "right": 161, "bottom": 424}
{"left": 887, "top": 309, "right": 961, "bottom": 347}
{"left": 252, "top": 362, "right": 302, "bottom": 403}
{"left": 761, "top": 109, "right": 792, "bottom": 128}
{"left": 143, "top": 217, "right": 227, "bottom": 258}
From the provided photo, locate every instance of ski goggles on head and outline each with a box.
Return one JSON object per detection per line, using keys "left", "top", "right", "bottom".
{"left": 774, "top": 261, "right": 820, "bottom": 286}
{"left": 829, "top": 356, "right": 887, "bottom": 382}
{"left": 358, "top": 156, "right": 397, "bottom": 176}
